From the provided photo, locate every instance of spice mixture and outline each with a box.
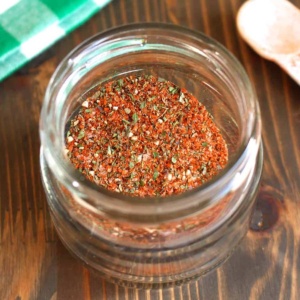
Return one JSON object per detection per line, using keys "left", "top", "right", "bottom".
{"left": 65, "top": 75, "right": 228, "bottom": 197}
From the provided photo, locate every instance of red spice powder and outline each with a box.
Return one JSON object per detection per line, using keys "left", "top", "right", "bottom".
{"left": 65, "top": 75, "right": 228, "bottom": 197}
{"left": 64, "top": 187, "right": 232, "bottom": 245}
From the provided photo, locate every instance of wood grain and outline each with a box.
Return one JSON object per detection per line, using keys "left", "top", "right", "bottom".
{"left": 0, "top": 0, "right": 300, "bottom": 299}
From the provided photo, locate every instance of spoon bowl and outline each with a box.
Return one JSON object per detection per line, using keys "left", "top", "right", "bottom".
{"left": 237, "top": 0, "right": 300, "bottom": 85}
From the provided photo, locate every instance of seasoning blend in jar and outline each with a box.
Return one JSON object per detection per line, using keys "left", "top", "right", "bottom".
{"left": 40, "top": 24, "right": 263, "bottom": 288}
{"left": 66, "top": 75, "right": 228, "bottom": 197}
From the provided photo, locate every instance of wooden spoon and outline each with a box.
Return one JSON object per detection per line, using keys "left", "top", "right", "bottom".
{"left": 237, "top": 0, "right": 300, "bottom": 85}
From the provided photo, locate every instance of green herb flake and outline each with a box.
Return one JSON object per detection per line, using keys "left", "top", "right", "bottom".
{"left": 85, "top": 109, "right": 92, "bottom": 113}
{"left": 132, "top": 113, "right": 139, "bottom": 124}
{"left": 173, "top": 121, "right": 179, "bottom": 127}
{"left": 129, "top": 161, "right": 135, "bottom": 169}
{"left": 169, "top": 86, "right": 179, "bottom": 95}
{"left": 78, "top": 130, "right": 85, "bottom": 139}
{"left": 171, "top": 156, "right": 177, "bottom": 163}
{"left": 107, "top": 146, "right": 112, "bottom": 155}
{"left": 140, "top": 180, "right": 145, "bottom": 187}
{"left": 148, "top": 96, "right": 156, "bottom": 101}
{"left": 117, "top": 79, "right": 124, "bottom": 87}
{"left": 202, "top": 142, "right": 208, "bottom": 147}
{"left": 153, "top": 151, "right": 159, "bottom": 158}
{"left": 140, "top": 101, "right": 146, "bottom": 109}
{"left": 153, "top": 170, "right": 159, "bottom": 180}
{"left": 122, "top": 119, "right": 131, "bottom": 124}
{"left": 128, "top": 93, "right": 134, "bottom": 101}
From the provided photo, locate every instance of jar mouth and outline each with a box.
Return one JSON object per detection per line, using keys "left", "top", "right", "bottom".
{"left": 40, "top": 23, "right": 261, "bottom": 216}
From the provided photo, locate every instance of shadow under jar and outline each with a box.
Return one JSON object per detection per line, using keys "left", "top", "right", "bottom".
{"left": 40, "top": 23, "right": 263, "bottom": 288}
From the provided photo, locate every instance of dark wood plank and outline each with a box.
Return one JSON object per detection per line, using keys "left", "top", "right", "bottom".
{"left": 0, "top": 0, "right": 299, "bottom": 299}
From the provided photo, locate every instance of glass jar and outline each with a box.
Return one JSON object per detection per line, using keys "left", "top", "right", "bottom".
{"left": 40, "top": 23, "right": 263, "bottom": 288}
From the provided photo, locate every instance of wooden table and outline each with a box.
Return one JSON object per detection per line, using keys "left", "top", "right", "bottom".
{"left": 1, "top": 0, "right": 300, "bottom": 299}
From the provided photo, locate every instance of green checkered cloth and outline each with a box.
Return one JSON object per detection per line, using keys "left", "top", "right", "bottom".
{"left": 0, "top": 0, "right": 111, "bottom": 82}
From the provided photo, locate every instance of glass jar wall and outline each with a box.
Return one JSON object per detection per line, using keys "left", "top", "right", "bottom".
{"left": 40, "top": 23, "right": 263, "bottom": 288}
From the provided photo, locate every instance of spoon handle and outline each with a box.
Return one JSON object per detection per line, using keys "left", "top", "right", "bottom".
{"left": 276, "top": 52, "right": 300, "bottom": 85}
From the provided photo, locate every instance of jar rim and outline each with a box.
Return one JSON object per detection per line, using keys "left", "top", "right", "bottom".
{"left": 40, "top": 22, "right": 261, "bottom": 216}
